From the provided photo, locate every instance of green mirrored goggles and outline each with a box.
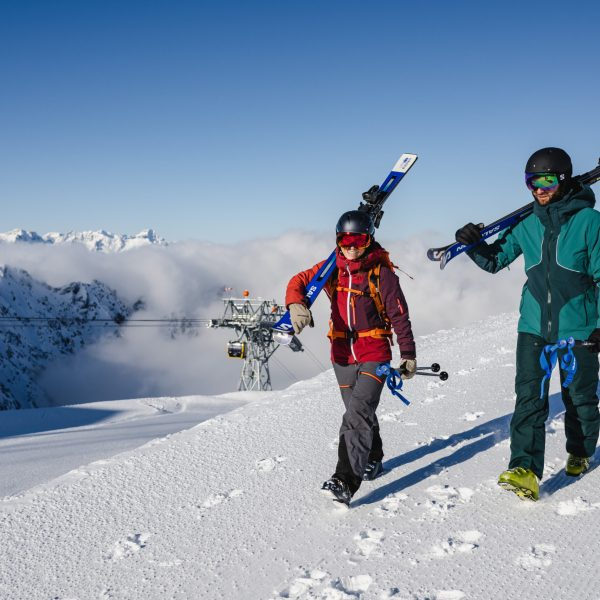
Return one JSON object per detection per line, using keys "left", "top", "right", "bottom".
{"left": 525, "top": 172, "right": 560, "bottom": 191}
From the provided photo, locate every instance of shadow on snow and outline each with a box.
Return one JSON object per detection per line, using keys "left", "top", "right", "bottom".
{"left": 0, "top": 406, "right": 123, "bottom": 439}
{"left": 355, "top": 391, "right": 569, "bottom": 506}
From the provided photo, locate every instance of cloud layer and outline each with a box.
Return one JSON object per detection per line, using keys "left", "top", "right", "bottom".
{"left": 0, "top": 231, "right": 524, "bottom": 404}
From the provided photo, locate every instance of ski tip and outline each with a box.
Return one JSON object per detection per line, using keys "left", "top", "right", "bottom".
{"left": 392, "top": 154, "right": 418, "bottom": 174}
{"left": 426, "top": 245, "right": 451, "bottom": 262}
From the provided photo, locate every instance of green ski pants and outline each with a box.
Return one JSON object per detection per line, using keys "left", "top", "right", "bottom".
{"left": 509, "top": 332, "right": 600, "bottom": 479}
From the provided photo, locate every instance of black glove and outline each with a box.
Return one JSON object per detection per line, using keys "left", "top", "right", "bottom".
{"left": 586, "top": 328, "right": 600, "bottom": 353}
{"left": 455, "top": 222, "right": 483, "bottom": 246}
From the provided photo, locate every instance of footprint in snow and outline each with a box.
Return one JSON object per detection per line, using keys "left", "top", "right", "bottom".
{"left": 424, "top": 393, "right": 446, "bottom": 404}
{"left": 336, "top": 574, "right": 373, "bottom": 596}
{"left": 275, "top": 569, "right": 372, "bottom": 599}
{"left": 461, "top": 411, "right": 484, "bottom": 422}
{"left": 418, "top": 485, "right": 474, "bottom": 519}
{"left": 555, "top": 496, "right": 600, "bottom": 516}
{"left": 374, "top": 492, "right": 408, "bottom": 518}
{"left": 255, "top": 456, "right": 287, "bottom": 472}
{"left": 347, "top": 529, "right": 384, "bottom": 563}
{"left": 199, "top": 489, "right": 243, "bottom": 511}
{"left": 276, "top": 568, "right": 328, "bottom": 598}
{"left": 106, "top": 533, "right": 150, "bottom": 561}
{"left": 379, "top": 411, "right": 405, "bottom": 422}
{"left": 515, "top": 544, "right": 555, "bottom": 573}
{"left": 426, "top": 531, "right": 482, "bottom": 559}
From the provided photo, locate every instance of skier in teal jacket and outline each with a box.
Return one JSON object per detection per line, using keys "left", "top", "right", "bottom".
{"left": 456, "top": 147, "right": 600, "bottom": 501}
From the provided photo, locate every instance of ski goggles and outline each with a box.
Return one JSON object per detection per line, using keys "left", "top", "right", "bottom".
{"left": 336, "top": 232, "right": 371, "bottom": 249}
{"left": 525, "top": 172, "right": 560, "bottom": 192}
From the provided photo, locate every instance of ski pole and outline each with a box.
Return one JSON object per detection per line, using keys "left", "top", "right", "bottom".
{"left": 416, "top": 363, "right": 441, "bottom": 373}
{"left": 415, "top": 370, "right": 449, "bottom": 381}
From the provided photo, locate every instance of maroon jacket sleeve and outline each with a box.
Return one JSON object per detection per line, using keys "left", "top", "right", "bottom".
{"left": 285, "top": 260, "right": 326, "bottom": 308}
{"left": 379, "top": 266, "right": 416, "bottom": 359}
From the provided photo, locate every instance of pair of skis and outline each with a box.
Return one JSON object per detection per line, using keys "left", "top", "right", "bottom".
{"left": 272, "top": 153, "right": 418, "bottom": 345}
{"left": 427, "top": 159, "right": 600, "bottom": 269}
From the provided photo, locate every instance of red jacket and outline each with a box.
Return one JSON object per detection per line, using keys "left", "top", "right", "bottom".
{"left": 285, "top": 243, "right": 416, "bottom": 365}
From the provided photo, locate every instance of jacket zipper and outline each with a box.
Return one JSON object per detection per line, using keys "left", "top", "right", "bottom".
{"left": 346, "top": 266, "right": 358, "bottom": 362}
{"left": 546, "top": 226, "right": 554, "bottom": 340}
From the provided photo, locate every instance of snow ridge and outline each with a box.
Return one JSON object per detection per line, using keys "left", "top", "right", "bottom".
{"left": 0, "top": 228, "right": 167, "bottom": 252}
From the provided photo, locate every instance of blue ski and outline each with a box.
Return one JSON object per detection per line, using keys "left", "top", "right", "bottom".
{"left": 427, "top": 159, "right": 600, "bottom": 270}
{"left": 427, "top": 202, "right": 534, "bottom": 270}
{"left": 273, "top": 153, "right": 418, "bottom": 345}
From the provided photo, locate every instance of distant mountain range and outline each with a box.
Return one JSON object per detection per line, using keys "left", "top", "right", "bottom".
{"left": 0, "top": 265, "right": 140, "bottom": 410}
{"left": 0, "top": 228, "right": 167, "bottom": 252}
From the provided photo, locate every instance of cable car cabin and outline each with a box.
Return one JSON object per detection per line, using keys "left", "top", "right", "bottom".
{"left": 227, "top": 341, "right": 246, "bottom": 359}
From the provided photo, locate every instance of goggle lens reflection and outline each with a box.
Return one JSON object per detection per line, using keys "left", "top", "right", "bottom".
{"left": 525, "top": 172, "right": 560, "bottom": 191}
{"left": 337, "top": 233, "right": 371, "bottom": 249}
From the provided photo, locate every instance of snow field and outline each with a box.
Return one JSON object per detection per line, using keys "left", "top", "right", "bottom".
{"left": 1, "top": 312, "right": 600, "bottom": 599}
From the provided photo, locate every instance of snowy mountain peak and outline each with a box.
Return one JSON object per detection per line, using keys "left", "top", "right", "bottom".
{"left": 0, "top": 229, "right": 46, "bottom": 244}
{"left": 0, "top": 228, "right": 168, "bottom": 252}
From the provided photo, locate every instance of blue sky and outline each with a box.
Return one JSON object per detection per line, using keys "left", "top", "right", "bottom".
{"left": 1, "top": 0, "right": 599, "bottom": 243}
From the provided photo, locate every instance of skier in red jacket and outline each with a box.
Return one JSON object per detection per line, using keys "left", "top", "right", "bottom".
{"left": 285, "top": 210, "right": 416, "bottom": 505}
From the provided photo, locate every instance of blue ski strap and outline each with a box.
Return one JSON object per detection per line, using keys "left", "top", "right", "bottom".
{"left": 376, "top": 363, "right": 410, "bottom": 406}
{"left": 539, "top": 337, "right": 577, "bottom": 398}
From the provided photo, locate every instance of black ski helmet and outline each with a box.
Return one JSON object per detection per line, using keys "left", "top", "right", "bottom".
{"left": 335, "top": 210, "right": 375, "bottom": 236}
{"left": 525, "top": 147, "right": 572, "bottom": 181}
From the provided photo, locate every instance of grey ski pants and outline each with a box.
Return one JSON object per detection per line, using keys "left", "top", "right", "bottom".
{"left": 332, "top": 361, "right": 385, "bottom": 493}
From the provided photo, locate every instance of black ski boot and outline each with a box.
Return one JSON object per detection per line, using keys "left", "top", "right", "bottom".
{"left": 363, "top": 460, "right": 384, "bottom": 481}
{"left": 321, "top": 477, "right": 352, "bottom": 506}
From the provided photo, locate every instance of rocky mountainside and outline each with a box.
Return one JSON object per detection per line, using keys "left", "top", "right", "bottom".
{"left": 0, "top": 265, "right": 139, "bottom": 409}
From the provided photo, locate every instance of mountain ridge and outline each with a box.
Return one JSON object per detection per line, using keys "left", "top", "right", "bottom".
{"left": 0, "top": 228, "right": 167, "bottom": 252}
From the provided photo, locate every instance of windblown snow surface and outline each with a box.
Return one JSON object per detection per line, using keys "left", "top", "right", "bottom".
{"left": 2, "top": 312, "right": 600, "bottom": 600}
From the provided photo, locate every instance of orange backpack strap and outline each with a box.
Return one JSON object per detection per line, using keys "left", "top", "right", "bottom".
{"left": 368, "top": 263, "right": 390, "bottom": 328}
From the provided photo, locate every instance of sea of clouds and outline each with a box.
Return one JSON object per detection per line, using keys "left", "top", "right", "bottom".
{"left": 0, "top": 230, "right": 524, "bottom": 404}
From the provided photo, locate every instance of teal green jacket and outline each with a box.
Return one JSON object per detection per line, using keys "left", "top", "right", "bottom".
{"left": 467, "top": 185, "right": 600, "bottom": 341}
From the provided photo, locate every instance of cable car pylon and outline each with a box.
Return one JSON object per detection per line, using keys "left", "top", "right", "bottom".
{"left": 209, "top": 290, "right": 303, "bottom": 391}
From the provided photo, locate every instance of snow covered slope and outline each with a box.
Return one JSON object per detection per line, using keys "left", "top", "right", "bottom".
{"left": 0, "top": 395, "right": 246, "bottom": 498}
{"left": 0, "top": 228, "right": 167, "bottom": 251}
{"left": 2, "top": 312, "right": 599, "bottom": 599}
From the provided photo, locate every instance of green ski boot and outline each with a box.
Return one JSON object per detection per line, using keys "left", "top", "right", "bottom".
{"left": 498, "top": 467, "right": 539, "bottom": 501}
{"left": 565, "top": 455, "right": 590, "bottom": 477}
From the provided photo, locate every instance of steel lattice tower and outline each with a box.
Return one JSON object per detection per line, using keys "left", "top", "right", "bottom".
{"left": 209, "top": 294, "right": 302, "bottom": 391}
